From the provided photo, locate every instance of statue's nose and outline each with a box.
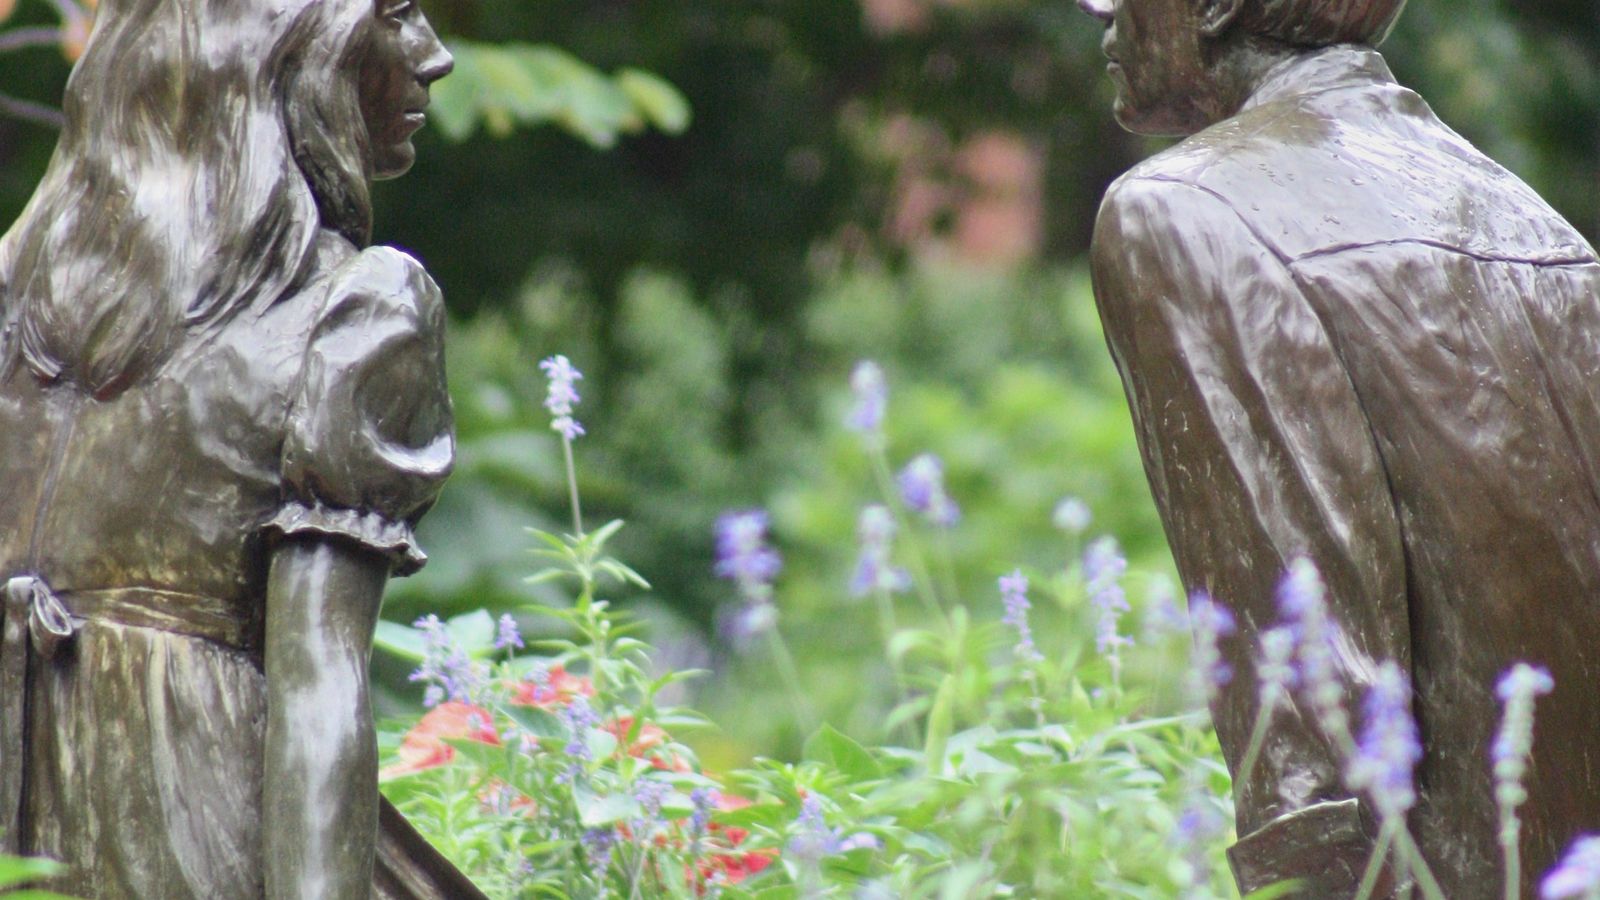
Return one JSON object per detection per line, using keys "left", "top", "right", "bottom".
{"left": 1078, "top": 0, "right": 1113, "bottom": 24}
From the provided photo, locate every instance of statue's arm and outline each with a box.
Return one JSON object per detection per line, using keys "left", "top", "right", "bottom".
{"left": 1091, "top": 176, "right": 1410, "bottom": 894}
{"left": 263, "top": 538, "right": 388, "bottom": 900}
{"left": 261, "top": 245, "right": 455, "bottom": 898}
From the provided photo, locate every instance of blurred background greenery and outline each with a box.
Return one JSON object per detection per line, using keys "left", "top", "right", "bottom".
{"left": 3, "top": 0, "right": 1597, "bottom": 767}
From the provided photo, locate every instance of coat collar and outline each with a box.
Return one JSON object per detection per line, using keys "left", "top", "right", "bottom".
{"left": 1240, "top": 44, "right": 1397, "bottom": 113}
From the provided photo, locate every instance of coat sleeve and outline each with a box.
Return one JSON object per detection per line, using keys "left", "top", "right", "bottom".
{"left": 267, "top": 246, "right": 455, "bottom": 577}
{"left": 1091, "top": 175, "right": 1411, "bottom": 892}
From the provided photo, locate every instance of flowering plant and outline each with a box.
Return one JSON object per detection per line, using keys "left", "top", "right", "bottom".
{"left": 380, "top": 355, "right": 1241, "bottom": 897}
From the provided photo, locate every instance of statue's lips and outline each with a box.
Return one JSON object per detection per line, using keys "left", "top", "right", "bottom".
{"left": 401, "top": 110, "right": 427, "bottom": 134}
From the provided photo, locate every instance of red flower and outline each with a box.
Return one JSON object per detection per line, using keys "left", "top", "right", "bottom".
{"left": 509, "top": 664, "right": 595, "bottom": 709}
{"left": 604, "top": 715, "right": 693, "bottom": 772}
{"left": 692, "top": 793, "right": 777, "bottom": 891}
{"left": 380, "top": 701, "right": 499, "bottom": 779}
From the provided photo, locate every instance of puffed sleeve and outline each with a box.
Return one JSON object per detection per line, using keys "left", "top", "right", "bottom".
{"left": 267, "top": 246, "right": 455, "bottom": 576}
{"left": 1091, "top": 176, "right": 1409, "bottom": 894}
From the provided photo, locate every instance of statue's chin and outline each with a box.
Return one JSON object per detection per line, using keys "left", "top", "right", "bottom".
{"left": 1112, "top": 99, "right": 1204, "bottom": 139}
{"left": 372, "top": 143, "right": 418, "bottom": 181}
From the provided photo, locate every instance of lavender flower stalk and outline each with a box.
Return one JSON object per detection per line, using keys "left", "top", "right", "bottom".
{"left": 897, "top": 453, "right": 960, "bottom": 527}
{"left": 1052, "top": 496, "right": 1091, "bottom": 535}
{"left": 1345, "top": 661, "right": 1422, "bottom": 822}
{"left": 846, "top": 360, "right": 888, "bottom": 441}
{"left": 539, "top": 353, "right": 586, "bottom": 535}
{"left": 410, "top": 614, "right": 483, "bottom": 706}
{"left": 714, "top": 509, "right": 782, "bottom": 605}
{"left": 1542, "top": 835, "right": 1600, "bottom": 899}
{"left": 786, "top": 793, "right": 880, "bottom": 865}
{"left": 1186, "top": 592, "right": 1235, "bottom": 706}
{"left": 1084, "top": 536, "right": 1131, "bottom": 686}
{"left": 999, "top": 569, "right": 1043, "bottom": 664}
{"left": 1142, "top": 576, "right": 1187, "bottom": 641}
{"left": 850, "top": 505, "right": 910, "bottom": 598}
{"left": 714, "top": 509, "right": 783, "bottom": 648}
{"left": 1234, "top": 624, "right": 1297, "bottom": 792}
{"left": 1277, "top": 556, "right": 1349, "bottom": 741}
{"left": 538, "top": 354, "right": 585, "bottom": 441}
{"left": 494, "top": 613, "right": 524, "bottom": 652}
{"left": 1496, "top": 662, "right": 1555, "bottom": 900}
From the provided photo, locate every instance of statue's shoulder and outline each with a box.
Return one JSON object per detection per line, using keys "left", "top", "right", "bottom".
{"left": 1109, "top": 83, "right": 1594, "bottom": 263}
{"left": 305, "top": 242, "right": 446, "bottom": 343}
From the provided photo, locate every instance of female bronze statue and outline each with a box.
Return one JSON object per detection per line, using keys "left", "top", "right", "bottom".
{"left": 0, "top": 0, "right": 458, "bottom": 895}
{"left": 1080, "top": 0, "right": 1600, "bottom": 895}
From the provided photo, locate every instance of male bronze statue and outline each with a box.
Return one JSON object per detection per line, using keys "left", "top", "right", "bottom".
{"left": 1079, "top": 0, "right": 1600, "bottom": 894}
{"left": 0, "top": 0, "right": 481, "bottom": 896}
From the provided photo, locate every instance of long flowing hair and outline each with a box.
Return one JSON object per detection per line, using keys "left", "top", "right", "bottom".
{"left": 0, "top": 0, "right": 375, "bottom": 398}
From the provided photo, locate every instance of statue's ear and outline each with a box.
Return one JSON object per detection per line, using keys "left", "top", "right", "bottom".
{"left": 1198, "top": 0, "right": 1245, "bottom": 38}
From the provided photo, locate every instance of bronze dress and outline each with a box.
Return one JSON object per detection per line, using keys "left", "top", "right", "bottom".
{"left": 0, "top": 235, "right": 453, "bottom": 897}
{"left": 1092, "top": 46, "right": 1600, "bottom": 896}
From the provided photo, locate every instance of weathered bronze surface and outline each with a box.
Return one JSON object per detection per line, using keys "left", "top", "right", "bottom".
{"left": 1080, "top": 0, "right": 1600, "bottom": 895}
{"left": 0, "top": 0, "right": 469, "bottom": 895}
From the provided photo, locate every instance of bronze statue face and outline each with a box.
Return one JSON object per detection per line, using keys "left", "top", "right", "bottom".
{"left": 358, "top": 0, "right": 454, "bottom": 180}
{"left": 1078, "top": 0, "right": 1221, "bottom": 137}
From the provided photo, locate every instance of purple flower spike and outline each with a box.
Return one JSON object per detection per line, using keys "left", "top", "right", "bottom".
{"left": 897, "top": 454, "right": 960, "bottom": 527}
{"left": 1187, "top": 592, "right": 1235, "bottom": 703}
{"left": 1052, "top": 496, "right": 1091, "bottom": 535}
{"left": 690, "top": 787, "right": 717, "bottom": 837}
{"left": 714, "top": 509, "right": 782, "bottom": 601}
{"left": 581, "top": 827, "right": 616, "bottom": 871}
{"left": 714, "top": 509, "right": 782, "bottom": 651}
{"left": 1543, "top": 835, "right": 1600, "bottom": 899}
{"left": 1276, "top": 557, "right": 1348, "bottom": 739}
{"left": 786, "top": 793, "right": 878, "bottom": 863}
{"left": 999, "top": 569, "right": 1043, "bottom": 664}
{"left": 1494, "top": 662, "right": 1554, "bottom": 813}
{"left": 494, "top": 613, "right": 524, "bottom": 652}
{"left": 538, "top": 354, "right": 585, "bottom": 441}
{"left": 1344, "top": 661, "right": 1421, "bottom": 821}
{"left": 846, "top": 361, "right": 888, "bottom": 436}
{"left": 1084, "top": 536, "right": 1131, "bottom": 657}
{"left": 1255, "top": 626, "right": 1299, "bottom": 709}
{"left": 850, "top": 505, "right": 911, "bottom": 598}
{"left": 410, "top": 614, "right": 484, "bottom": 706}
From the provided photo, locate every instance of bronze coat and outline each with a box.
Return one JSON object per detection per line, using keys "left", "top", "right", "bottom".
{"left": 1092, "top": 46, "right": 1600, "bottom": 896}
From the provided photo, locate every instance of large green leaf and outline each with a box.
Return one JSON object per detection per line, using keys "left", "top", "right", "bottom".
{"left": 429, "top": 41, "right": 689, "bottom": 147}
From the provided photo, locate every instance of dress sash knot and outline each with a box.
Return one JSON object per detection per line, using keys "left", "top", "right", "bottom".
{"left": 0, "top": 575, "right": 78, "bottom": 854}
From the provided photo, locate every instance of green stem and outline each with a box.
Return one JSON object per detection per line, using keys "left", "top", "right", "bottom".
{"left": 1395, "top": 823, "right": 1448, "bottom": 900}
{"left": 767, "top": 629, "right": 815, "bottom": 735}
{"left": 1354, "top": 820, "right": 1397, "bottom": 900}
{"left": 873, "top": 586, "right": 920, "bottom": 745}
{"left": 1235, "top": 697, "right": 1277, "bottom": 788}
{"left": 1501, "top": 801, "right": 1521, "bottom": 900}
{"left": 869, "top": 448, "right": 946, "bottom": 624}
{"left": 561, "top": 435, "right": 583, "bottom": 539}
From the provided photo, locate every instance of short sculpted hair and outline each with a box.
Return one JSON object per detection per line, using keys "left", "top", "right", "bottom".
{"left": 1239, "top": 0, "right": 1407, "bottom": 47}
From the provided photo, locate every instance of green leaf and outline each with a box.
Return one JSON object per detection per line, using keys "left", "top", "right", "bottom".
{"left": 447, "top": 609, "right": 497, "bottom": 654}
{"left": 616, "top": 69, "right": 691, "bottom": 134}
{"left": 373, "top": 620, "right": 426, "bottom": 661}
{"left": 427, "top": 41, "right": 688, "bottom": 147}
{"left": 575, "top": 789, "right": 639, "bottom": 827}
{"left": 802, "top": 724, "right": 883, "bottom": 782}
{"left": 1244, "top": 879, "right": 1307, "bottom": 900}
{"left": 0, "top": 854, "right": 62, "bottom": 889}
{"left": 505, "top": 705, "right": 566, "bottom": 739}
{"left": 924, "top": 676, "right": 956, "bottom": 771}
